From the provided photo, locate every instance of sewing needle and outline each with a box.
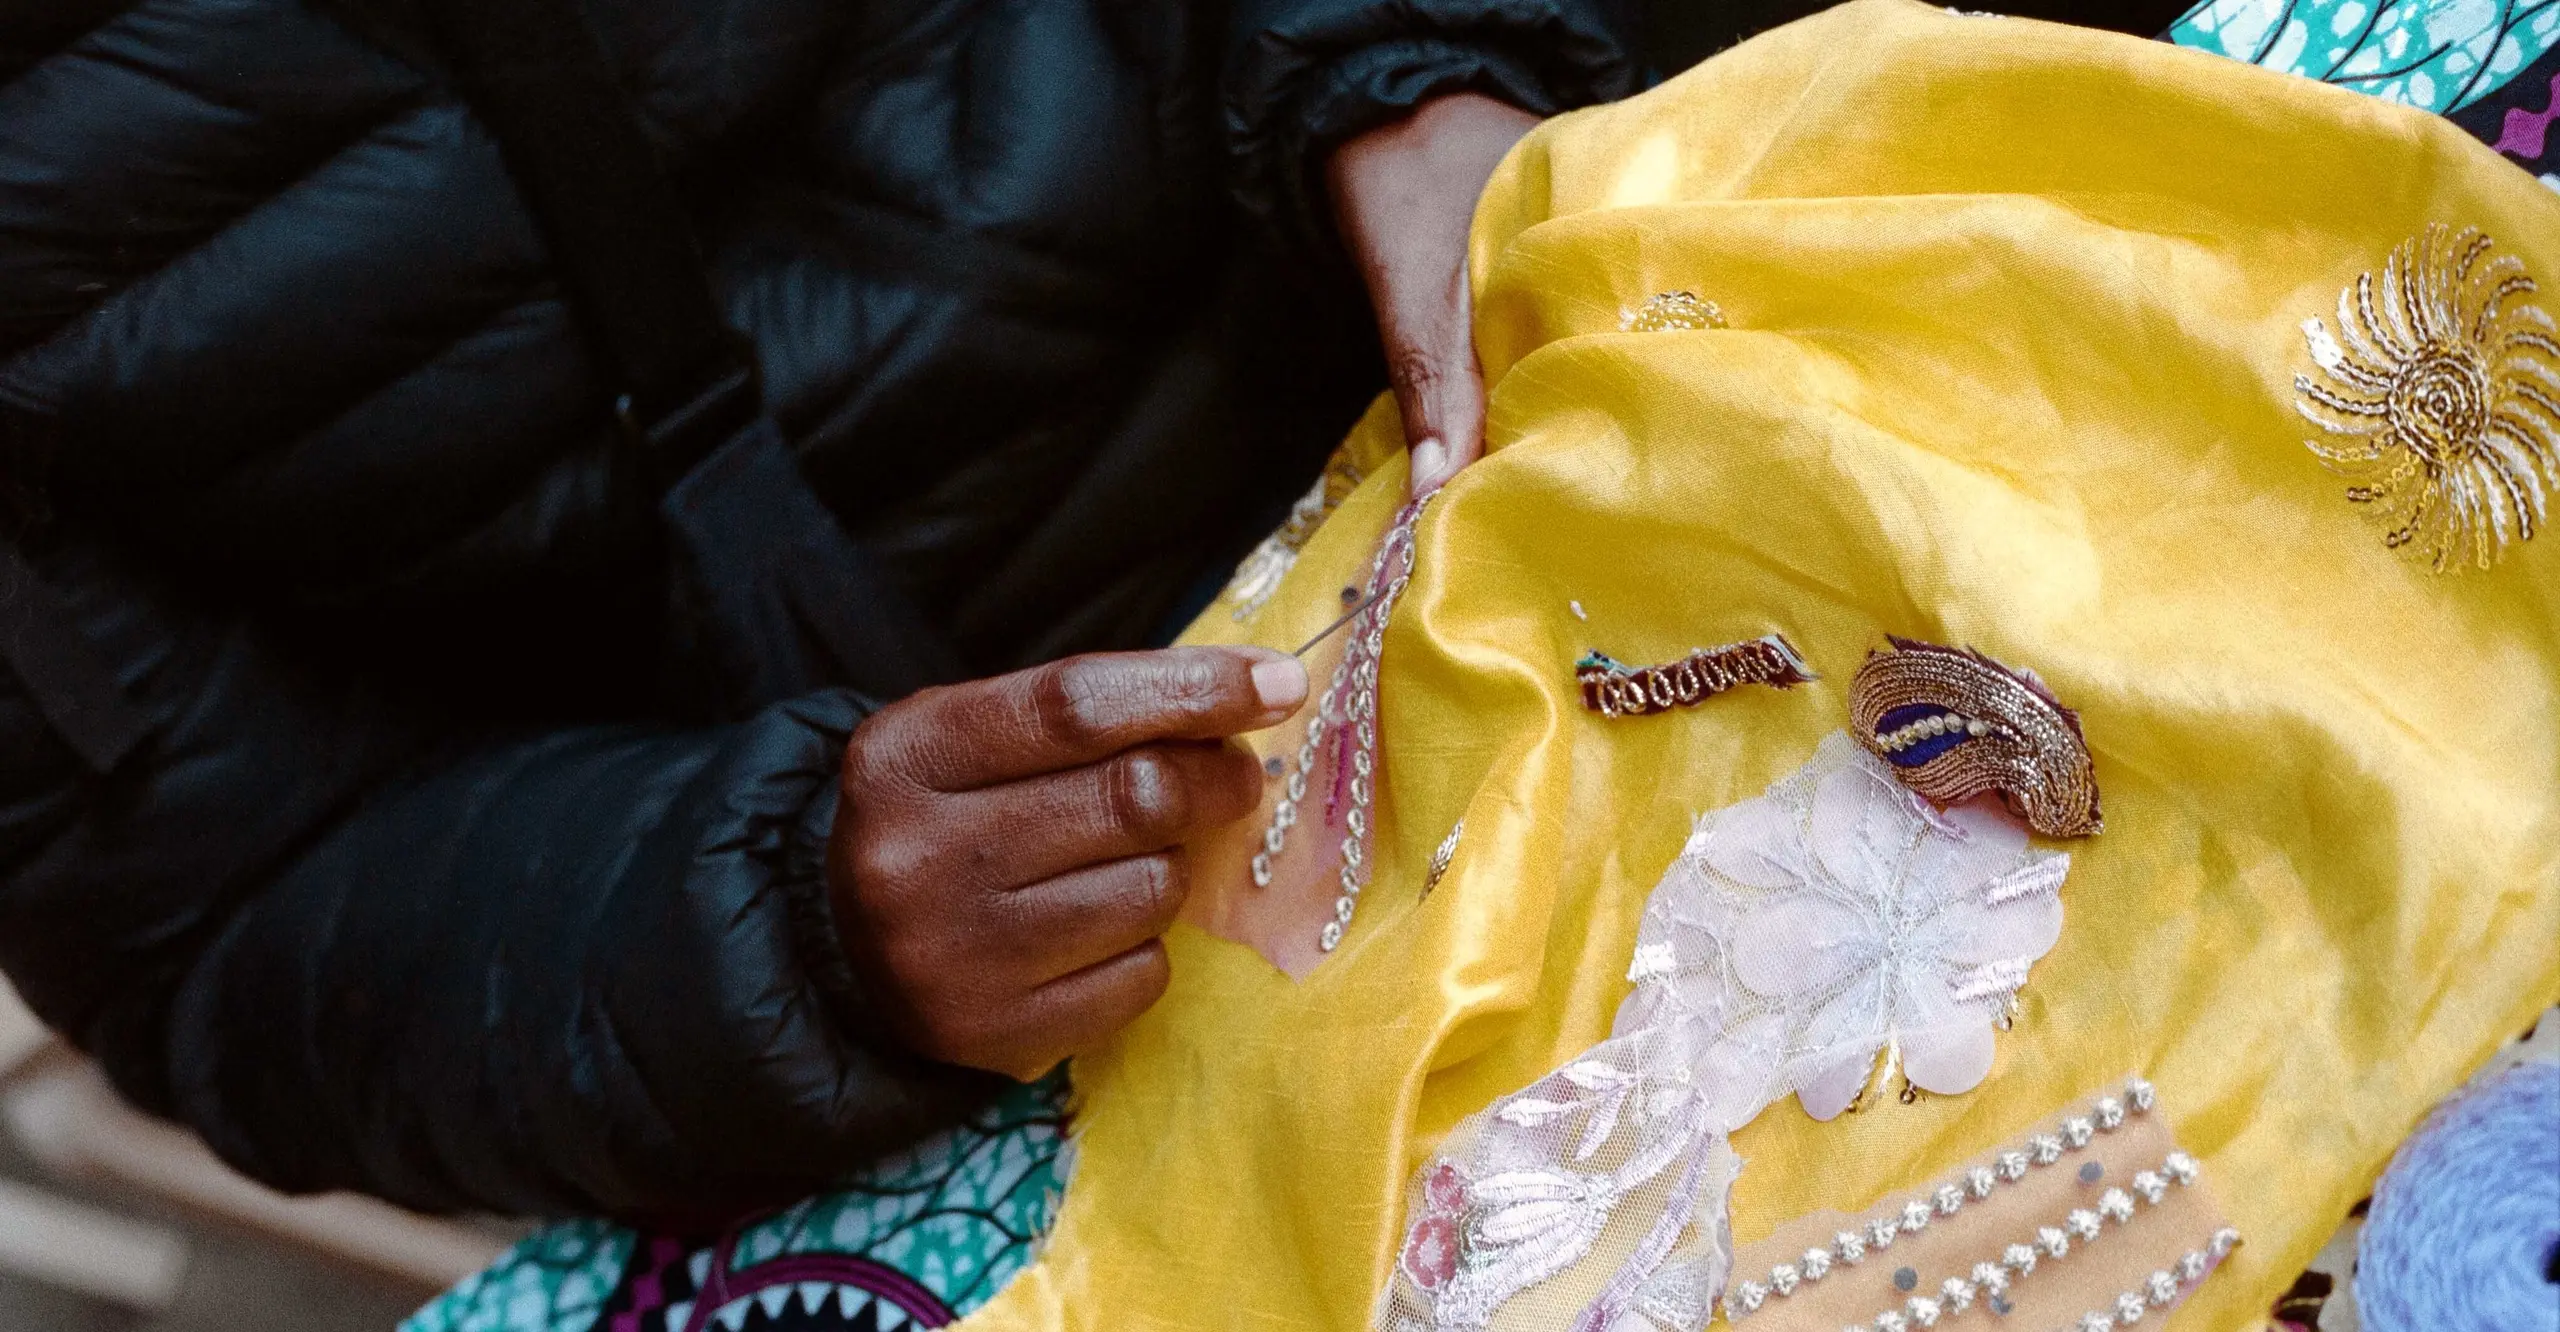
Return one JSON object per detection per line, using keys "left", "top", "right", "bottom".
{"left": 1291, "top": 586, "right": 1388, "bottom": 657}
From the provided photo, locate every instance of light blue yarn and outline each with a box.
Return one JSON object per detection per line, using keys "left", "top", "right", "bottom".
{"left": 2355, "top": 1060, "right": 2560, "bottom": 1332}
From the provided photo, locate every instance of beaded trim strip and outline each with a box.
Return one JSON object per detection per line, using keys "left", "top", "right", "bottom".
{"left": 1724, "top": 1077, "right": 2160, "bottom": 1322}
{"left": 1575, "top": 635, "right": 1815, "bottom": 718}
{"left": 2062, "top": 1228, "right": 2241, "bottom": 1332}
{"left": 1819, "top": 1148, "right": 2205, "bottom": 1331}
{"left": 1250, "top": 498, "right": 1425, "bottom": 953}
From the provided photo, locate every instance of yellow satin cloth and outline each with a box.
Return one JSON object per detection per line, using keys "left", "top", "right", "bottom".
{"left": 964, "top": 4, "right": 2560, "bottom": 1327}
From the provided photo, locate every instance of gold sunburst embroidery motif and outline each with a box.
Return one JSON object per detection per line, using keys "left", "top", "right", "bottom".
{"left": 1620, "top": 290, "right": 1727, "bottom": 332}
{"left": 2295, "top": 224, "right": 2560, "bottom": 572}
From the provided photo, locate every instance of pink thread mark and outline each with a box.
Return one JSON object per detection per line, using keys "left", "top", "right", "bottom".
{"left": 2492, "top": 73, "right": 2560, "bottom": 162}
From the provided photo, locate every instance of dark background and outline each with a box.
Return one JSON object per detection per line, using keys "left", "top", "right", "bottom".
{"left": 1645, "top": 0, "right": 2195, "bottom": 67}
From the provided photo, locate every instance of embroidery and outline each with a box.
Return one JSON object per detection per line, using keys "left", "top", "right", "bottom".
{"left": 1727, "top": 1080, "right": 2161, "bottom": 1318}
{"left": 1620, "top": 290, "right": 1728, "bottom": 332}
{"left": 1423, "top": 818, "right": 1465, "bottom": 896}
{"left": 1226, "top": 453, "right": 1366, "bottom": 620}
{"left": 1849, "top": 638, "right": 2101, "bottom": 839}
{"left": 1575, "top": 636, "right": 1817, "bottom": 717}
{"left": 1250, "top": 498, "right": 1427, "bottom": 953}
{"left": 2296, "top": 224, "right": 2560, "bottom": 572}
{"left": 1375, "top": 736, "right": 2066, "bottom": 1332}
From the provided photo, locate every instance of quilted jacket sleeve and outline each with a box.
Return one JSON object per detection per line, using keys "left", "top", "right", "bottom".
{"left": 1222, "top": 0, "right": 1642, "bottom": 255}
{"left": 0, "top": 537, "right": 997, "bottom": 1217}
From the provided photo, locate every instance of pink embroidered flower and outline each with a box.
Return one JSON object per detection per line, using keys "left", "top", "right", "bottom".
{"left": 1403, "top": 1216, "right": 1462, "bottom": 1290}
{"left": 1423, "top": 1163, "right": 1467, "bottom": 1215}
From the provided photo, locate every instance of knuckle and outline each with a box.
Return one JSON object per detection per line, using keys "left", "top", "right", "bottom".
{"left": 1128, "top": 854, "right": 1184, "bottom": 924}
{"left": 841, "top": 714, "right": 894, "bottom": 798}
{"left": 852, "top": 833, "right": 932, "bottom": 898}
{"left": 1161, "top": 651, "right": 1229, "bottom": 713}
{"left": 1114, "top": 943, "right": 1173, "bottom": 1013}
{"left": 1031, "top": 660, "right": 1111, "bottom": 753}
{"left": 1388, "top": 345, "right": 1447, "bottom": 395}
{"left": 1105, "top": 749, "right": 1188, "bottom": 842}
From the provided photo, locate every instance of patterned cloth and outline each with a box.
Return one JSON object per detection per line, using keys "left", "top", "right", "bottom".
{"left": 404, "top": 1082, "right": 1068, "bottom": 1332}
{"left": 2170, "top": 0, "right": 2560, "bottom": 185}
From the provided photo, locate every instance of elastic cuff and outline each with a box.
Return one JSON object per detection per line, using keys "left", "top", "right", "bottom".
{"left": 1226, "top": 16, "right": 1639, "bottom": 258}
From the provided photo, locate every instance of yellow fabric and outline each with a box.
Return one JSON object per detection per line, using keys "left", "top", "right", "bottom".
{"left": 963, "top": 4, "right": 2560, "bottom": 1328}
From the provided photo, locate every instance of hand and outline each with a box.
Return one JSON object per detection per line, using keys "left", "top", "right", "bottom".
{"left": 829, "top": 646, "right": 1308, "bottom": 1080}
{"left": 1329, "top": 92, "right": 1542, "bottom": 499}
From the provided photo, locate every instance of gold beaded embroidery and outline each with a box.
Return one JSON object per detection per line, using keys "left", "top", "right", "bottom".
{"left": 1849, "top": 638, "right": 2101, "bottom": 839}
{"left": 1574, "top": 635, "right": 1815, "bottom": 717}
{"left": 1621, "top": 290, "right": 1728, "bottom": 332}
{"left": 1421, "top": 818, "right": 1464, "bottom": 897}
{"left": 1225, "top": 452, "right": 1366, "bottom": 619}
{"left": 2296, "top": 224, "right": 2560, "bottom": 573}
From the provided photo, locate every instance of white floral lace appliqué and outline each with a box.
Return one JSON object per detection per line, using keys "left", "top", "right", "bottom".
{"left": 1377, "top": 734, "right": 2068, "bottom": 1332}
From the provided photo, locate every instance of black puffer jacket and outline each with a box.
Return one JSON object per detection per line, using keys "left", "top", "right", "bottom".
{"left": 0, "top": 0, "right": 1634, "bottom": 1217}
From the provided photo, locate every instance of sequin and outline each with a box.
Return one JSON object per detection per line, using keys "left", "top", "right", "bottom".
{"left": 1849, "top": 638, "right": 2101, "bottom": 838}
{"left": 2296, "top": 224, "right": 2560, "bottom": 572}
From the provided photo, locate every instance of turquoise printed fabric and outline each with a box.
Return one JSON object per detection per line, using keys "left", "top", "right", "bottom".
{"left": 2170, "top": 0, "right": 2560, "bottom": 112}
{"left": 404, "top": 1223, "right": 634, "bottom": 1332}
{"left": 403, "top": 1080, "right": 1068, "bottom": 1332}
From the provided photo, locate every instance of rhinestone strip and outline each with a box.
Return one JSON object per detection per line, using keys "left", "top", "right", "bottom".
{"left": 1726, "top": 1078, "right": 2159, "bottom": 1322}
{"left": 1247, "top": 498, "right": 1425, "bottom": 953}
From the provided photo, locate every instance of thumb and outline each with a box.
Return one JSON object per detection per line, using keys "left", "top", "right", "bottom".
{"left": 1385, "top": 264, "right": 1485, "bottom": 499}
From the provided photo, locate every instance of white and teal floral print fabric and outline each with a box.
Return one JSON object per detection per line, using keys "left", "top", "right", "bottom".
{"left": 2170, "top": 0, "right": 2560, "bottom": 113}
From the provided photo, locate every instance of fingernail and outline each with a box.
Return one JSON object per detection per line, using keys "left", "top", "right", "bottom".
{"left": 1411, "top": 436, "right": 1448, "bottom": 489}
{"left": 1248, "top": 653, "right": 1308, "bottom": 714}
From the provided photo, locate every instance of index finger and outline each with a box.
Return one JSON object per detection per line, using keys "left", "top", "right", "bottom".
{"left": 886, "top": 646, "right": 1308, "bottom": 792}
